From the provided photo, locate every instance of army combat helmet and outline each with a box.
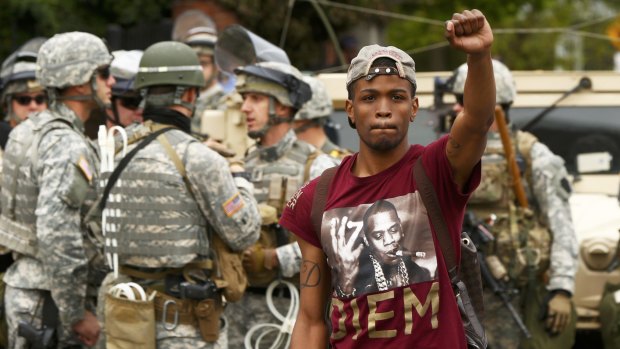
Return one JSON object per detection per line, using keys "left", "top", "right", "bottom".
{"left": 450, "top": 59, "right": 516, "bottom": 106}
{"left": 0, "top": 37, "right": 47, "bottom": 122}
{"left": 293, "top": 75, "right": 333, "bottom": 133}
{"left": 135, "top": 41, "right": 205, "bottom": 112}
{"left": 37, "top": 32, "right": 113, "bottom": 108}
{"left": 235, "top": 61, "right": 311, "bottom": 138}
{"left": 295, "top": 75, "right": 333, "bottom": 121}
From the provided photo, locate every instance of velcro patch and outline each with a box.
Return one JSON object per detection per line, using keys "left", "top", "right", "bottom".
{"left": 223, "top": 192, "right": 244, "bottom": 217}
{"left": 77, "top": 155, "right": 93, "bottom": 184}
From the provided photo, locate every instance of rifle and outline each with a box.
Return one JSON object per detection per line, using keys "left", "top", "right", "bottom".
{"left": 494, "top": 107, "right": 528, "bottom": 209}
{"left": 463, "top": 211, "right": 532, "bottom": 338}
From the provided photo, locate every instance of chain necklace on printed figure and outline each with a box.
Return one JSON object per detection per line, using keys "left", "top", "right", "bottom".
{"left": 369, "top": 254, "right": 410, "bottom": 291}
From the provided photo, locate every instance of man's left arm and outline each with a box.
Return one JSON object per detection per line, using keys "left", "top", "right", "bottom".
{"left": 444, "top": 10, "right": 496, "bottom": 189}
{"left": 530, "top": 141, "right": 578, "bottom": 333}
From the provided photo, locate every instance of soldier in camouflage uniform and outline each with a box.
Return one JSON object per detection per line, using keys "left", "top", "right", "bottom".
{"left": 224, "top": 61, "right": 334, "bottom": 348}
{"left": 98, "top": 41, "right": 261, "bottom": 349}
{"left": 0, "top": 32, "right": 114, "bottom": 348}
{"left": 450, "top": 59, "right": 578, "bottom": 349}
{"left": 0, "top": 37, "right": 48, "bottom": 146}
{"left": 179, "top": 23, "right": 228, "bottom": 135}
{"left": 294, "top": 76, "right": 351, "bottom": 163}
{"left": 104, "top": 50, "right": 144, "bottom": 128}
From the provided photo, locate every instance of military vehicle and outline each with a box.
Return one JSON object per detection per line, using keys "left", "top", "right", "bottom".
{"left": 318, "top": 71, "right": 620, "bottom": 342}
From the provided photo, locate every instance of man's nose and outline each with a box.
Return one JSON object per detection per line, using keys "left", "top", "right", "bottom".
{"left": 240, "top": 99, "right": 251, "bottom": 113}
{"left": 383, "top": 231, "right": 395, "bottom": 245}
{"left": 376, "top": 98, "right": 391, "bottom": 118}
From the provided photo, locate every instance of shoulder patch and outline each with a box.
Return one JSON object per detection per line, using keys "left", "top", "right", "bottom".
{"left": 77, "top": 155, "right": 93, "bottom": 184}
{"left": 223, "top": 192, "right": 245, "bottom": 217}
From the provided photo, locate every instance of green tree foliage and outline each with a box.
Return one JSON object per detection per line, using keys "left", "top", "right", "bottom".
{"left": 0, "top": 0, "right": 171, "bottom": 59}
{"left": 384, "top": 0, "right": 620, "bottom": 70}
{"left": 0, "top": 0, "right": 618, "bottom": 72}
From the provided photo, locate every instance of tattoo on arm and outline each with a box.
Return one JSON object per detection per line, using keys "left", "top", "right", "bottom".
{"left": 447, "top": 135, "right": 462, "bottom": 155}
{"left": 300, "top": 260, "right": 321, "bottom": 288}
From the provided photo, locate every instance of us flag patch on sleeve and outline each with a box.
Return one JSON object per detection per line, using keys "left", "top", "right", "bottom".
{"left": 77, "top": 155, "right": 93, "bottom": 184}
{"left": 223, "top": 192, "right": 244, "bottom": 217}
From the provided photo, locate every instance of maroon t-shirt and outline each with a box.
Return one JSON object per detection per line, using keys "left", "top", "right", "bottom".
{"left": 280, "top": 135, "right": 480, "bottom": 349}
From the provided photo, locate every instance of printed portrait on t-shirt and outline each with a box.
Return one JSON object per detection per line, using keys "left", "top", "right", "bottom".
{"left": 321, "top": 192, "right": 437, "bottom": 297}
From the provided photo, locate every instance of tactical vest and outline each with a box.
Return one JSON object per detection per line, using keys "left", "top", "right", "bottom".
{"left": 468, "top": 131, "right": 551, "bottom": 286}
{"left": 102, "top": 124, "right": 210, "bottom": 268}
{"left": 0, "top": 114, "right": 87, "bottom": 257}
{"left": 245, "top": 138, "right": 318, "bottom": 215}
{"left": 244, "top": 134, "right": 318, "bottom": 286}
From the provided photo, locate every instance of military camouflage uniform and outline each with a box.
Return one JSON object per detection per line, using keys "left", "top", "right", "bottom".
{"left": 1, "top": 104, "right": 101, "bottom": 348}
{"left": 474, "top": 131, "right": 578, "bottom": 349}
{"left": 226, "top": 130, "right": 334, "bottom": 349}
{"left": 99, "top": 120, "right": 261, "bottom": 349}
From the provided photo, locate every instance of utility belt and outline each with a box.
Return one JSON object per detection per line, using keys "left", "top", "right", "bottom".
{"left": 106, "top": 264, "right": 224, "bottom": 347}
{"left": 152, "top": 287, "right": 223, "bottom": 342}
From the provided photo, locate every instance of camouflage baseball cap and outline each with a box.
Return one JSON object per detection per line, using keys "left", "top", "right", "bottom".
{"left": 451, "top": 59, "right": 516, "bottom": 105}
{"left": 346, "top": 44, "right": 416, "bottom": 88}
{"left": 37, "top": 32, "right": 112, "bottom": 88}
{"left": 295, "top": 76, "right": 333, "bottom": 121}
{"left": 235, "top": 61, "right": 311, "bottom": 109}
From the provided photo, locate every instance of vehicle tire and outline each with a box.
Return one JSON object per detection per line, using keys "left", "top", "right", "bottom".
{"left": 569, "top": 134, "right": 620, "bottom": 173}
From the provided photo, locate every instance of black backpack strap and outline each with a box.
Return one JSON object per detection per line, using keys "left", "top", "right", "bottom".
{"left": 310, "top": 166, "right": 338, "bottom": 239}
{"left": 99, "top": 127, "right": 174, "bottom": 211}
{"left": 413, "top": 156, "right": 459, "bottom": 283}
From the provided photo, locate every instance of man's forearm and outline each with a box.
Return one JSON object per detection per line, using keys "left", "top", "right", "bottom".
{"left": 291, "top": 315, "right": 328, "bottom": 349}
{"left": 464, "top": 53, "right": 495, "bottom": 128}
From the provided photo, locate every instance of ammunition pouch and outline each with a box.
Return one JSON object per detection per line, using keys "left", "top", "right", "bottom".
{"left": 105, "top": 283, "right": 155, "bottom": 349}
{"left": 477, "top": 207, "right": 551, "bottom": 288}
{"left": 153, "top": 290, "right": 223, "bottom": 343}
{"left": 245, "top": 228, "right": 279, "bottom": 287}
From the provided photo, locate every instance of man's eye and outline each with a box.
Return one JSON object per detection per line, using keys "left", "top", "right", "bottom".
{"left": 362, "top": 95, "right": 375, "bottom": 101}
{"left": 393, "top": 95, "right": 405, "bottom": 100}
{"left": 372, "top": 232, "right": 383, "bottom": 240}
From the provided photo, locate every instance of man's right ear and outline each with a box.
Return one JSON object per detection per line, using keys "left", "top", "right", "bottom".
{"left": 345, "top": 99, "right": 356, "bottom": 129}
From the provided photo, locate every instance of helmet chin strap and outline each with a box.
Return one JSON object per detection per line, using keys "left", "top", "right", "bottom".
{"left": 55, "top": 75, "right": 108, "bottom": 110}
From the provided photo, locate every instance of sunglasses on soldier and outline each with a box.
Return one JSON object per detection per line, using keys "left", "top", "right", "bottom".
{"left": 96, "top": 65, "right": 111, "bottom": 80}
{"left": 117, "top": 96, "right": 142, "bottom": 110}
{"left": 13, "top": 94, "right": 46, "bottom": 106}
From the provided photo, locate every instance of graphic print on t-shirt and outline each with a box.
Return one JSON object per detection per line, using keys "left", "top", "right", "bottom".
{"left": 321, "top": 191, "right": 437, "bottom": 297}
